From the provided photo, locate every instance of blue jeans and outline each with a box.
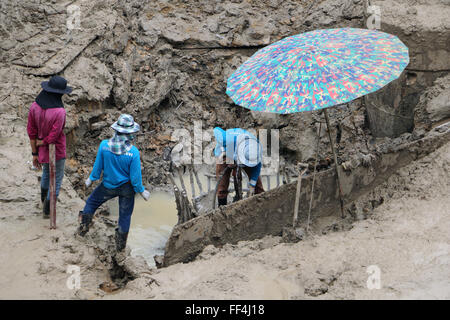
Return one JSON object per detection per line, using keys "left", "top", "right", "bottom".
{"left": 41, "top": 159, "right": 65, "bottom": 201}
{"left": 82, "top": 182, "right": 135, "bottom": 234}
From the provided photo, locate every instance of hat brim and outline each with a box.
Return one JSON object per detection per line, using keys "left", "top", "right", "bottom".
{"left": 41, "top": 81, "right": 73, "bottom": 94}
{"left": 236, "top": 137, "right": 261, "bottom": 167}
{"left": 111, "top": 121, "right": 140, "bottom": 134}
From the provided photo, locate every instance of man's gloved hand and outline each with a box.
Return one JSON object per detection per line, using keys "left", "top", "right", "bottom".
{"left": 85, "top": 177, "right": 92, "bottom": 188}
{"left": 248, "top": 185, "right": 255, "bottom": 197}
{"left": 141, "top": 190, "right": 150, "bottom": 201}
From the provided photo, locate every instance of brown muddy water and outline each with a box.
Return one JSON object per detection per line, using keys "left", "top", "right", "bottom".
{"left": 107, "top": 172, "right": 280, "bottom": 267}
{"left": 107, "top": 191, "right": 178, "bottom": 268}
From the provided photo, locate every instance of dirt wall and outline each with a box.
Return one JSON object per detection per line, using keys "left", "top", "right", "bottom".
{"left": 365, "top": 0, "right": 450, "bottom": 137}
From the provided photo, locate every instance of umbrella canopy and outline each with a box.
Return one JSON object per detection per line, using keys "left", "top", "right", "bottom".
{"left": 226, "top": 28, "right": 409, "bottom": 114}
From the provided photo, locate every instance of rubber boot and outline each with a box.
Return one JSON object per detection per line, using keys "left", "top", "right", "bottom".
{"left": 41, "top": 188, "right": 48, "bottom": 204}
{"left": 218, "top": 197, "right": 227, "bottom": 207}
{"left": 77, "top": 213, "right": 93, "bottom": 236}
{"left": 115, "top": 228, "right": 128, "bottom": 252}
{"left": 43, "top": 198, "right": 50, "bottom": 219}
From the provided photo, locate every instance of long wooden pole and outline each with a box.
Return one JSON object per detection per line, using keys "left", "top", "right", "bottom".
{"left": 292, "top": 166, "right": 307, "bottom": 228}
{"left": 177, "top": 167, "right": 186, "bottom": 192}
{"left": 192, "top": 166, "right": 204, "bottom": 194}
{"left": 323, "top": 109, "right": 345, "bottom": 218}
{"left": 189, "top": 167, "right": 196, "bottom": 200}
{"left": 49, "top": 144, "right": 56, "bottom": 229}
{"left": 306, "top": 121, "right": 322, "bottom": 233}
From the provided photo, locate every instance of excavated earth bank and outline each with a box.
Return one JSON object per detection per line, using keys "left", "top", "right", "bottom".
{"left": 0, "top": 0, "right": 449, "bottom": 299}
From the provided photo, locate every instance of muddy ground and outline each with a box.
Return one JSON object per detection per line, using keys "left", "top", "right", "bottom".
{"left": 0, "top": 0, "right": 449, "bottom": 299}
{"left": 1, "top": 115, "right": 448, "bottom": 299}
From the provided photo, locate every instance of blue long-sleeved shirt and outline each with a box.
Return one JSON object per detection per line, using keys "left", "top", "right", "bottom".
{"left": 89, "top": 140, "right": 145, "bottom": 193}
{"left": 214, "top": 128, "right": 262, "bottom": 187}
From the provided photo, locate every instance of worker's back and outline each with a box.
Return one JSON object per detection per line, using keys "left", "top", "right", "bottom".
{"left": 214, "top": 127, "right": 259, "bottom": 162}
{"left": 91, "top": 140, "right": 143, "bottom": 192}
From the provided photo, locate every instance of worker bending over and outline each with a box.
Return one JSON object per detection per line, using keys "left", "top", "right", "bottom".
{"left": 214, "top": 127, "right": 264, "bottom": 206}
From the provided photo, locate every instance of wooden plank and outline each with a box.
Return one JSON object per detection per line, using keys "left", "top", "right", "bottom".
{"left": 192, "top": 166, "right": 204, "bottom": 194}
{"left": 189, "top": 167, "right": 196, "bottom": 199}
{"left": 49, "top": 144, "right": 56, "bottom": 229}
{"left": 292, "top": 167, "right": 307, "bottom": 227}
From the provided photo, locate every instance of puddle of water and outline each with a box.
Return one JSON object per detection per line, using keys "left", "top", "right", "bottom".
{"left": 107, "top": 191, "right": 178, "bottom": 268}
{"left": 106, "top": 170, "right": 282, "bottom": 268}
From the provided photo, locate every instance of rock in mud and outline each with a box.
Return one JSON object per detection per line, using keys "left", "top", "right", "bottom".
{"left": 281, "top": 227, "right": 305, "bottom": 243}
{"left": 118, "top": 255, "right": 153, "bottom": 279}
{"left": 64, "top": 57, "right": 114, "bottom": 102}
{"left": 153, "top": 255, "right": 164, "bottom": 268}
{"left": 415, "top": 74, "right": 450, "bottom": 128}
{"left": 304, "top": 278, "right": 329, "bottom": 297}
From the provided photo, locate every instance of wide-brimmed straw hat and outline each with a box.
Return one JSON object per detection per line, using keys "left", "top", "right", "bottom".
{"left": 111, "top": 114, "right": 140, "bottom": 134}
{"left": 236, "top": 134, "right": 262, "bottom": 167}
{"left": 41, "top": 76, "right": 72, "bottom": 94}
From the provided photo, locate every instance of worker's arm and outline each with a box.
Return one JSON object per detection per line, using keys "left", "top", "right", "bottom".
{"left": 26, "top": 106, "right": 41, "bottom": 169}
{"left": 248, "top": 162, "right": 262, "bottom": 187}
{"left": 89, "top": 143, "right": 104, "bottom": 182}
{"left": 130, "top": 150, "right": 145, "bottom": 194}
{"left": 29, "top": 139, "right": 41, "bottom": 170}
{"left": 27, "top": 106, "right": 38, "bottom": 140}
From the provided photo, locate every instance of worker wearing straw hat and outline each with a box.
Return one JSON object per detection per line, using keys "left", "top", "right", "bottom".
{"left": 78, "top": 114, "right": 150, "bottom": 252}
{"left": 214, "top": 127, "right": 264, "bottom": 206}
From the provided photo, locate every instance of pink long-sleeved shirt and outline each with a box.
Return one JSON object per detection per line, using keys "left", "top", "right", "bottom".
{"left": 27, "top": 101, "right": 66, "bottom": 163}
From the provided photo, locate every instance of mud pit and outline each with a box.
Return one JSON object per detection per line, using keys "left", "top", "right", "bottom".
{"left": 0, "top": 0, "right": 449, "bottom": 299}
{"left": 105, "top": 140, "right": 450, "bottom": 300}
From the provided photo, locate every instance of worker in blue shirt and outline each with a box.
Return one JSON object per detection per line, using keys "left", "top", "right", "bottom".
{"left": 214, "top": 127, "right": 264, "bottom": 206}
{"left": 78, "top": 114, "right": 150, "bottom": 252}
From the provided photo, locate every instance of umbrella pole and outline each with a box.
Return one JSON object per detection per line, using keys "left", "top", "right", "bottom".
{"left": 306, "top": 121, "right": 322, "bottom": 234}
{"left": 323, "top": 109, "right": 345, "bottom": 218}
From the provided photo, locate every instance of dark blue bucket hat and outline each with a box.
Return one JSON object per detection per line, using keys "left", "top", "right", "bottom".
{"left": 41, "top": 75, "right": 72, "bottom": 94}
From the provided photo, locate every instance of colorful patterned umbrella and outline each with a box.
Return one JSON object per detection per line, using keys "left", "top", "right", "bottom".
{"left": 226, "top": 28, "right": 409, "bottom": 222}
{"left": 226, "top": 28, "right": 409, "bottom": 114}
